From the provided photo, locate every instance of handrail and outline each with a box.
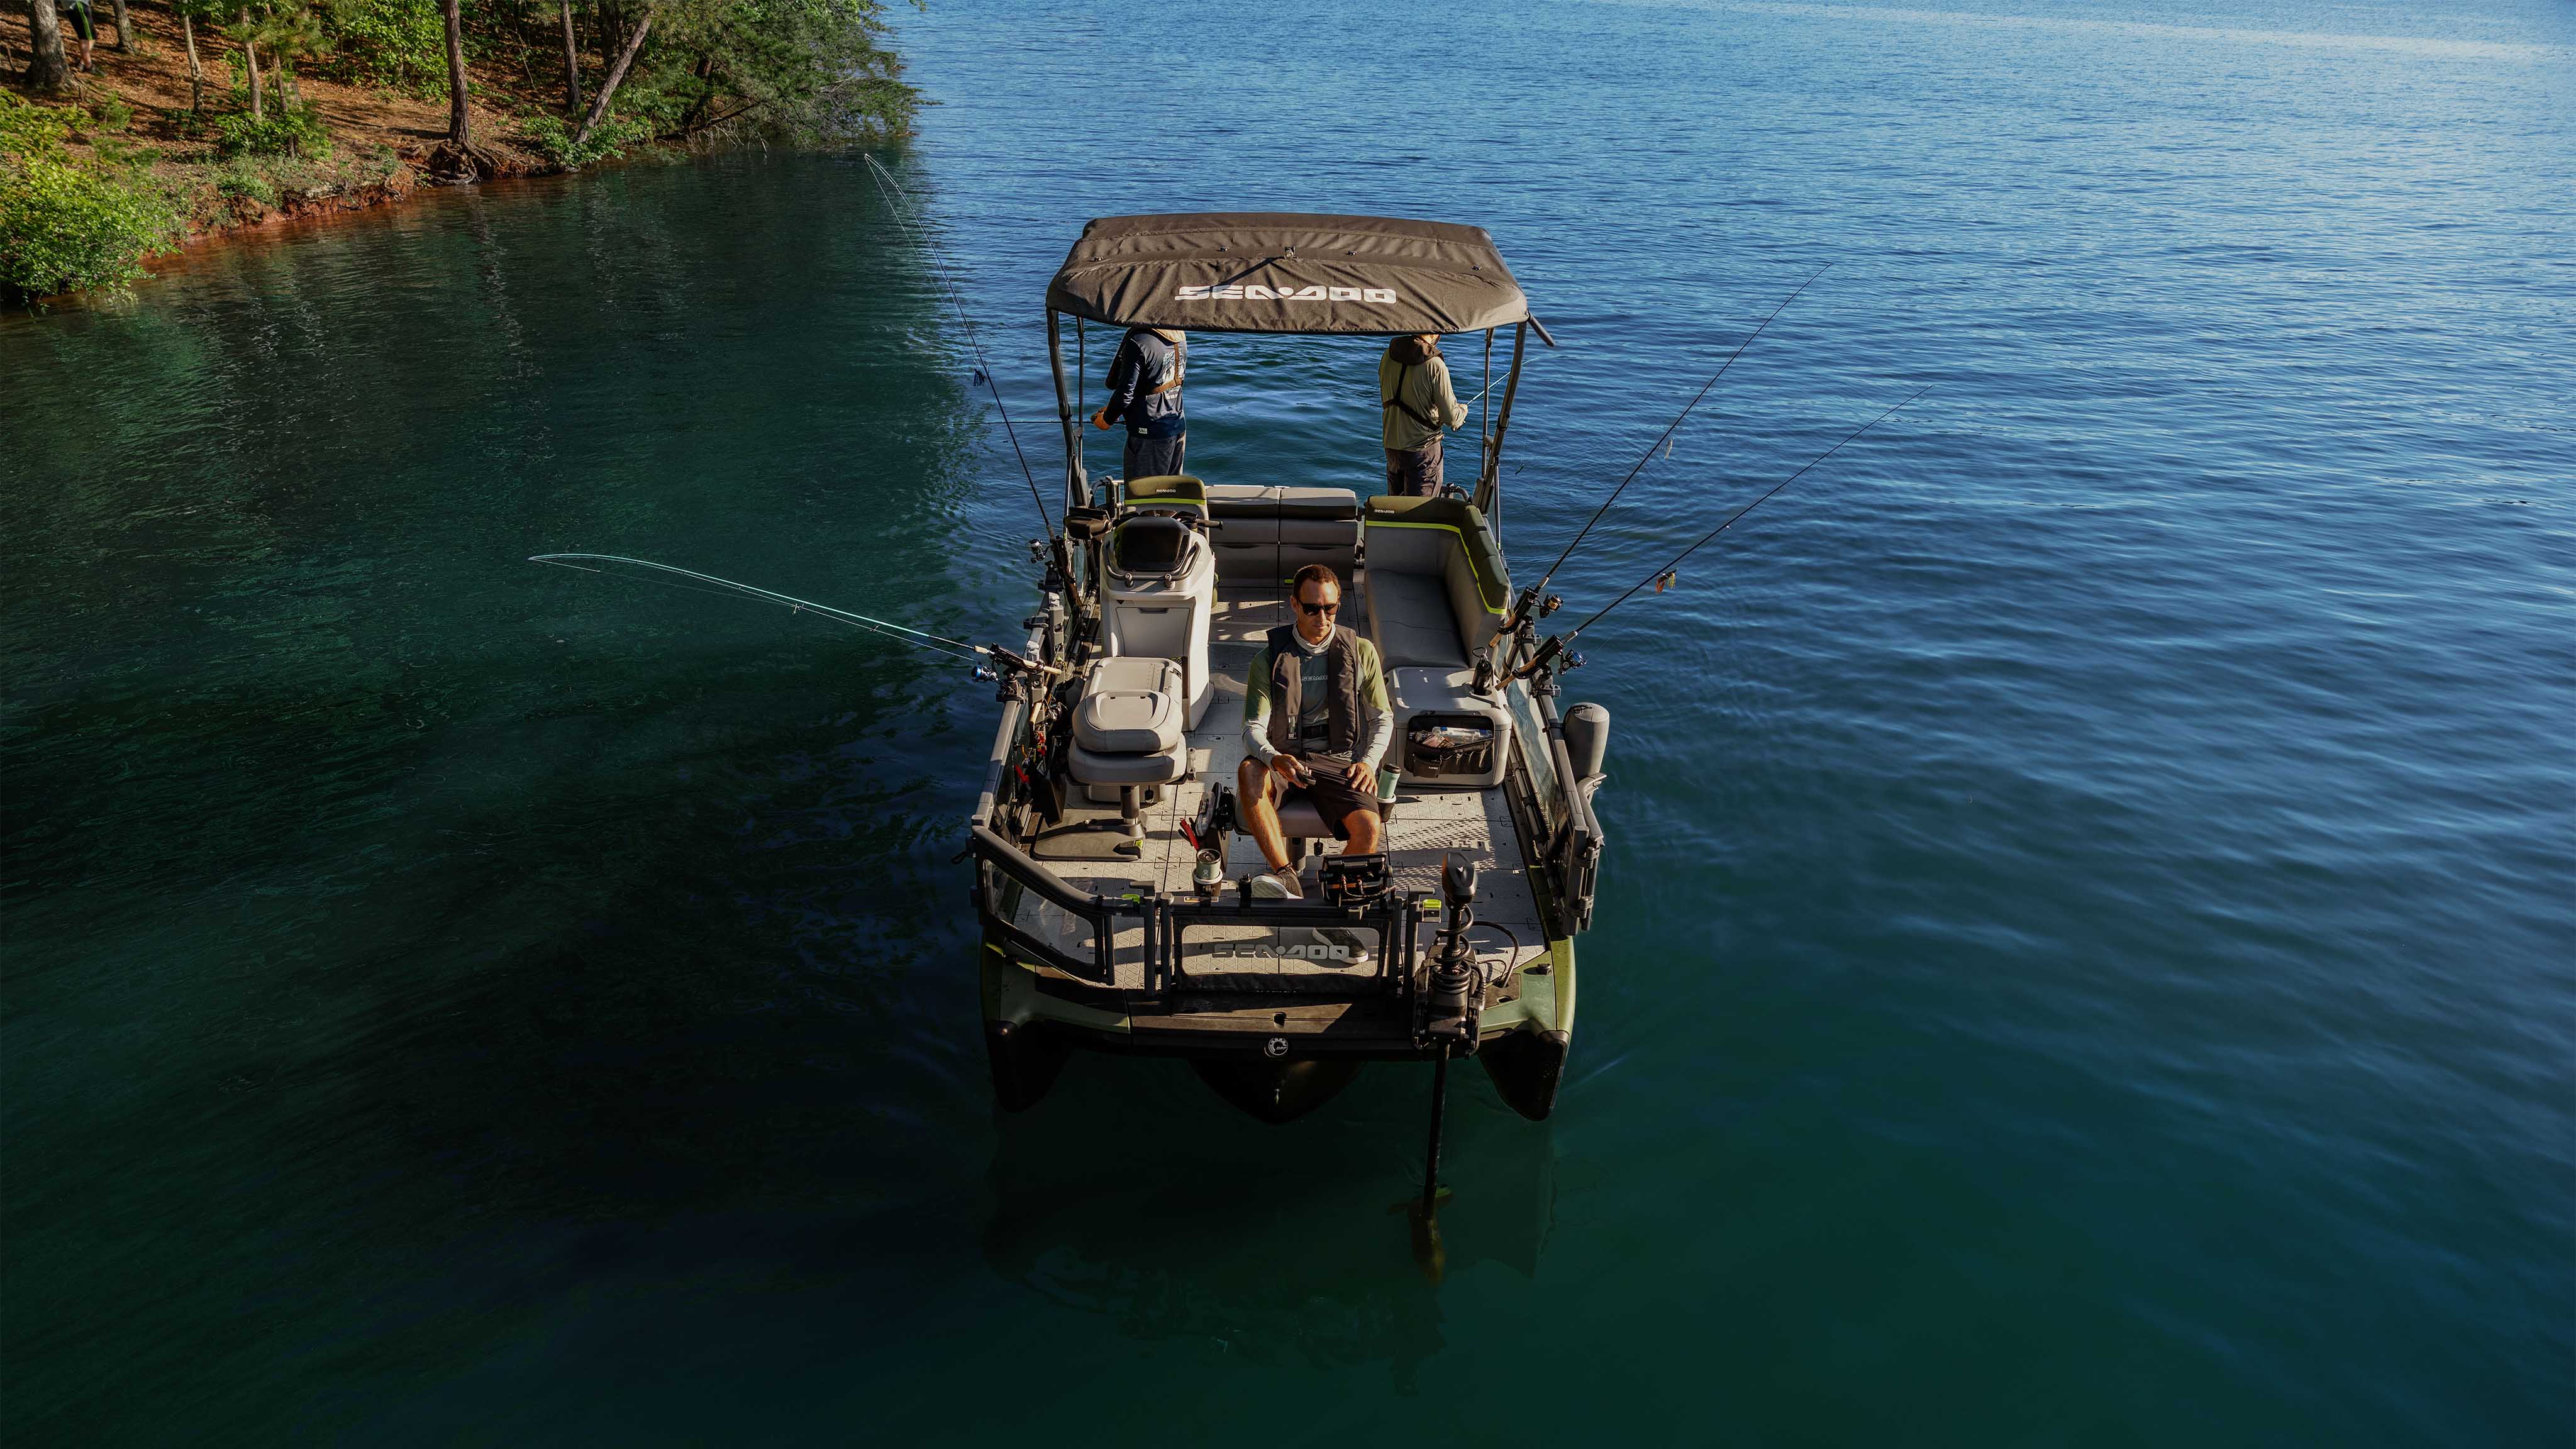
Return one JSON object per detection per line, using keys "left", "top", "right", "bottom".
{"left": 1159, "top": 892, "right": 1422, "bottom": 992}
{"left": 972, "top": 696, "right": 1026, "bottom": 828}
{"left": 971, "top": 823, "right": 1117, "bottom": 984}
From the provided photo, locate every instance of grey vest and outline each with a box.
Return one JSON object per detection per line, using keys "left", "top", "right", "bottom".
{"left": 1264, "top": 625, "right": 1362, "bottom": 758}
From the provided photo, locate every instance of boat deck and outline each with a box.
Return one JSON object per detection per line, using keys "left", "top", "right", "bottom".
{"left": 1014, "top": 574, "right": 1542, "bottom": 994}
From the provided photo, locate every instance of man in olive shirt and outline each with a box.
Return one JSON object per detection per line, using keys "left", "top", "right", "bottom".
{"left": 1235, "top": 565, "right": 1392, "bottom": 897}
{"left": 1379, "top": 332, "right": 1469, "bottom": 496}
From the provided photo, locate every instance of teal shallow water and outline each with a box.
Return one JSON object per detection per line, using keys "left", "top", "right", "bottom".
{"left": 5, "top": 0, "right": 2572, "bottom": 1441}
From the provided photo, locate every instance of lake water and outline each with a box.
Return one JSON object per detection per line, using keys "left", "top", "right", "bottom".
{"left": 4, "top": 0, "right": 2571, "bottom": 1441}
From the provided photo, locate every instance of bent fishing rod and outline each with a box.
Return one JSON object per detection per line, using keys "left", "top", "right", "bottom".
{"left": 528, "top": 553, "right": 1063, "bottom": 682}
{"left": 862, "top": 155, "right": 1057, "bottom": 550}
{"left": 1504, "top": 262, "right": 1833, "bottom": 632}
{"left": 1507, "top": 386, "right": 1931, "bottom": 681}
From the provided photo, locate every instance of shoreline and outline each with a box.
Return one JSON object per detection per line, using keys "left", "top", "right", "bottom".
{"left": 5, "top": 0, "right": 898, "bottom": 303}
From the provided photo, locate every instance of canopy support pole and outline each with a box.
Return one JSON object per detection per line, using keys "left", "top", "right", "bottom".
{"left": 1045, "top": 311, "right": 1088, "bottom": 513}
{"left": 1474, "top": 321, "right": 1528, "bottom": 526}
{"left": 1479, "top": 328, "right": 1494, "bottom": 509}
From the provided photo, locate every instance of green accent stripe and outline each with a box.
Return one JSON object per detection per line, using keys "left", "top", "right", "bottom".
{"left": 1362, "top": 519, "right": 1509, "bottom": 614}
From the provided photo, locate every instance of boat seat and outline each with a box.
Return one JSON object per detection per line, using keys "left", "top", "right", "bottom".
{"left": 1206, "top": 484, "right": 1280, "bottom": 582}
{"left": 1067, "top": 657, "right": 1189, "bottom": 850}
{"left": 1367, "top": 570, "right": 1468, "bottom": 669}
{"left": 1277, "top": 486, "right": 1359, "bottom": 589}
{"left": 1361, "top": 497, "right": 1514, "bottom": 787}
{"left": 1121, "top": 474, "right": 1208, "bottom": 518}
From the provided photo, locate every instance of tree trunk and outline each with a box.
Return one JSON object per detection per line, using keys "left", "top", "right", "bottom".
{"left": 24, "top": 0, "right": 71, "bottom": 91}
{"left": 439, "top": 0, "right": 469, "bottom": 145}
{"left": 108, "top": 0, "right": 127, "bottom": 52}
{"left": 569, "top": 9, "right": 647, "bottom": 148}
{"left": 240, "top": 8, "right": 263, "bottom": 121}
{"left": 183, "top": 11, "right": 203, "bottom": 110}
{"left": 557, "top": 0, "right": 580, "bottom": 114}
{"left": 674, "top": 50, "right": 712, "bottom": 132}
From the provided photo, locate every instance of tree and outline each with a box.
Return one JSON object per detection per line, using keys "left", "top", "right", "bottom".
{"left": 172, "top": 0, "right": 224, "bottom": 111}
{"left": 230, "top": 8, "right": 264, "bottom": 119}
{"left": 557, "top": 0, "right": 580, "bottom": 113}
{"left": 23, "top": 0, "right": 72, "bottom": 91}
{"left": 569, "top": 5, "right": 646, "bottom": 149}
{"left": 427, "top": 0, "right": 499, "bottom": 177}
{"left": 108, "top": 0, "right": 130, "bottom": 53}
{"left": 440, "top": 0, "right": 467, "bottom": 144}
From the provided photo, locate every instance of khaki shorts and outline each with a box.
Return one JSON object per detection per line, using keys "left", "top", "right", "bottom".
{"left": 1270, "top": 761, "right": 1379, "bottom": 840}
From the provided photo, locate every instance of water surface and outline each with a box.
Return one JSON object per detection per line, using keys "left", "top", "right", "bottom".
{"left": 4, "top": 0, "right": 2572, "bottom": 1441}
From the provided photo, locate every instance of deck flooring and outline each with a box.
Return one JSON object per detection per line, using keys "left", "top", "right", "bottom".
{"left": 1013, "top": 574, "right": 1543, "bottom": 993}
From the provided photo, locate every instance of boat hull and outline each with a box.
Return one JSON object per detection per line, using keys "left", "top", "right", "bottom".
{"left": 979, "top": 935, "right": 1572, "bottom": 1121}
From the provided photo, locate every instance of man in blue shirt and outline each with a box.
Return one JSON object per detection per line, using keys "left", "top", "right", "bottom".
{"left": 1091, "top": 326, "right": 1188, "bottom": 480}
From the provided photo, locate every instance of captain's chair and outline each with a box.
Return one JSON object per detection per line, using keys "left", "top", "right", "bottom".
{"left": 1066, "top": 656, "right": 1189, "bottom": 855}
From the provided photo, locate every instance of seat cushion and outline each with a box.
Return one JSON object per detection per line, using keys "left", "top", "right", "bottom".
{"left": 1366, "top": 569, "right": 1468, "bottom": 669}
{"left": 1068, "top": 737, "right": 1187, "bottom": 786}
{"left": 1275, "top": 486, "right": 1360, "bottom": 521}
{"left": 1074, "top": 657, "right": 1184, "bottom": 754}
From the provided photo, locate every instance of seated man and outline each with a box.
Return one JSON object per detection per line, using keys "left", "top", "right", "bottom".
{"left": 1235, "top": 564, "right": 1392, "bottom": 897}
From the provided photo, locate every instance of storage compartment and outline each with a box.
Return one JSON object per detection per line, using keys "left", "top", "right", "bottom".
{"left": 1386, "top": 665, "right": 1511, "bottom": 788}
{"left": 1405, "top": 712, "right": 1497, "bottom": 780}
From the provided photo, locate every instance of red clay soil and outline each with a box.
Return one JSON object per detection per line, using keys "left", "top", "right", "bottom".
{"left": 4, "top": 1, "right": 559, "bottom": 245}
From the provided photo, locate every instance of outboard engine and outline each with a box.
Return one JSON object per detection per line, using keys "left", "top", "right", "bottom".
{"left": 1563, "top": 701, "right": 1611, "bottom": 802}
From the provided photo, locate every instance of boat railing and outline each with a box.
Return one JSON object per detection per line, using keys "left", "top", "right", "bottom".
{"left": 970, "top": 823, "right": 1426, "bottom": 997}
{"left": 970, "top": 823, "right": 1124, "bottom": 985}
{"left": 1158, "top": 892, "right": 1424, "bottom": 993}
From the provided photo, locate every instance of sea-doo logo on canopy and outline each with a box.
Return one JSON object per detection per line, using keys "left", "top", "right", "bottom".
{"left": 1175, "top": 284, "right": 1400, "bottom": 304}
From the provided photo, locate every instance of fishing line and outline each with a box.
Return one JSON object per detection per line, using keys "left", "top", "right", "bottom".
{"left": 861, "top": 155, "right": 1056, "bottom": 546}
{"left": 1565, "top": 386, "right": 1930, "bottom": 637}
{"left": 1528, "top": 262, "right": 1833, "bottom": 601}
{"left": 530, "top": 553, "right": 989, "bottom": 662}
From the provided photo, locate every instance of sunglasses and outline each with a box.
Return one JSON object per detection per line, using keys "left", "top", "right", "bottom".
{"left": 1296, "top": 597, "right": 1340, "bottom": 616}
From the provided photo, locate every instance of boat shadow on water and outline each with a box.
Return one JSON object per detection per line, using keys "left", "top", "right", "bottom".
{"left": 979, "top": 1055, "right": 1554, "bottom": 1390}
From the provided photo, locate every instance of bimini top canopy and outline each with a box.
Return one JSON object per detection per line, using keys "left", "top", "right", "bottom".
{"left": 1046, "top": 213, "right": 1533, "bottom": 337}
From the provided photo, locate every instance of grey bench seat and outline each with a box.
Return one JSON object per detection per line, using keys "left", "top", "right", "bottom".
{"left": 1360, "top": 496, "right": 1515, "bottom": 788}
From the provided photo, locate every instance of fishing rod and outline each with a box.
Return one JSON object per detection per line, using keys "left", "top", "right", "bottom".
{"left": 1504, "top": 263, "right": 1833, "bottom": 631}
{"left": 1511, "top": 386, "right": 1930, "bottom": 680}
{"left": 861, "top": 155, "right": 1057, "bottom": 548}
{"left": 528, "top": 553, "right": 1062, "bottom": 682}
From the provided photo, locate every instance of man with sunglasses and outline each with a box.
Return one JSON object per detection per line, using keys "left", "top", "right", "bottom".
{"left": 1235, "top": 565, "right": 1392, "bottom": 897}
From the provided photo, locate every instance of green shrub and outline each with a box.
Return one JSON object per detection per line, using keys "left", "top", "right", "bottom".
{"left": 1, "top": 97, "right": 184, "bottom": 298}
{"left": 214, "top": 156, "right": 281, "bottom": 206}
{"left": 213, "top": 99, "right": 333, "bottom": 158}
{"left": 521, "top": 109, "right": 655, "bottom": 169}
{"left": 316, "top": 0, "right": 448, "bottom": 94}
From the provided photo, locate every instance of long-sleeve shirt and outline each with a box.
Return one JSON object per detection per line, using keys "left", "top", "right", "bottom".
{"left": 1243, "top": 629, "right": 1394, "bottom": 770}
{"left": 1101, "top": 328, "right": 1187, "bottom": 439}
{"left": 1379, "top": 347, "right": 1468, "bottom": 452}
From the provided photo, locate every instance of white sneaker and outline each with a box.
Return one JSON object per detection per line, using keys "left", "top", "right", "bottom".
{"left": 1248, "top": 872, "right": 1301, "bottom": 900}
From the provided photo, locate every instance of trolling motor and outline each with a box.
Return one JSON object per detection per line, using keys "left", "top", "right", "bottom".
{"left": 1407, "top": 855, "right": 1484, "bottom": 1284}
{"left": 1421, "top": 857, "right": 1482, "bottom": 1047}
